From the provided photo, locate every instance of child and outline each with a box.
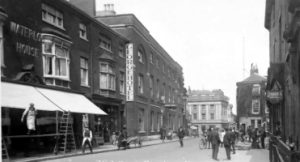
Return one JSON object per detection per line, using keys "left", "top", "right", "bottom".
{"left": 111, "top": 132, "right": 116, "bottom": 145}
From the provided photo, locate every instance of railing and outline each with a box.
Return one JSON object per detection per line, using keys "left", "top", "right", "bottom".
{"left": 269, "top": 135, "right": 300, "bottom": 162}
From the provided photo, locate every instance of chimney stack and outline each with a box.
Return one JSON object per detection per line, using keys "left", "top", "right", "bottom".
{"left": 96, "top": 4, "right": 116, "bottom": 17}
{"left": 67, "top": 0, "right": 96, "bottom": 17}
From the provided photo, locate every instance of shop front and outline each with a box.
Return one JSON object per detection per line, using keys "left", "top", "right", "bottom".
{"left": 1, "top": 81, "right": 106, "bottom": 158}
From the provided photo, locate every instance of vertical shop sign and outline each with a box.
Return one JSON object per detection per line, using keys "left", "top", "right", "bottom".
{"left": 126, "top": 43, "right": 134, "bottom": 101}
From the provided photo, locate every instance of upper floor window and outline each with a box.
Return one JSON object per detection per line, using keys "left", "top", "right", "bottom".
{"left": 156, "top": 79, "right": 160, "bottom": 99}
{"left": 119, "top": 71, "right": 125, "bottom": 95}
{"left": 42, "top": 4, "right": 64, "bottom": 29}
{"left": 162, "top": 63, "right": 165, "bottom": 73}
{"left": 138, "top": 74, "right": 144, "bottom": 94}
{"left": 137, "top": 50, "right": 144, "bottom": 63}
{"left": 80, "top": 57, "right": 89, "bottom": 86}
{"left": 150, "top": 53, "right": 153, "bottom": 64}
{"left": 99, "top": 62, "right": 115, "bottom": 91}
{"left": 149, "top": 76, "right": 154, "bottom": 98}
{"left": 118, "top": 45, "right": 125, "bottom": 58}
{"left": 99, "top": 36, "right": 111, "bottom": 52}
{"left": 252, "top": 84, "right": 261, "bottom": 95}
{"left": 42, "top": 37, "right": 70, "bottom": 82}
{"left": 79, "top": 23, "right": 87, "bottom": 40}
{"left": 252, "top": 99, "right": 260, "bottom": 114}
{"left": 138, "top": 108, "right": 145, "bottom": 132}
{"left": 156, "top": 57, "right": 159, "bottom": 68}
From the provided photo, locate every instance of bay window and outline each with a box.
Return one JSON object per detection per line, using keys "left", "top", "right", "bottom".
{"left": 99, "top": 62, "right": 115, "bottom": 91}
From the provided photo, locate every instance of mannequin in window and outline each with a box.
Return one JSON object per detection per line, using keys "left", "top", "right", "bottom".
{"left": 21, "top": 103, "right": 37, "bottom": 135}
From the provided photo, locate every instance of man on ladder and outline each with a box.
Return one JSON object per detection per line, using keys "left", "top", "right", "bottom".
{"left": 82, "top": 126, "right": 93, "bottom": 154}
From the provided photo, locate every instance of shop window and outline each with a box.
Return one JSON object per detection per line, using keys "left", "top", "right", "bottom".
{"left": 119, "top": 71, "right": 125, "bottom": 95}
{"left": 99, "top": 62, "right": 115, "bottom": 92}
{"left": 80, "top": 57, "right": 89, "bottom": 86}
{"left": 79, "top": 23, "right": 87, "bottom": 40}
{"left": 138, "top": 108, "right": 145, "bottom": 132}
{"left": 42, "top": 35, "right": 71, "bottom": 88}
{"left": 138, "top": 74, "right": 144, "bottom": 94}
{"left": 150, "top": 111, "right": 154, "bottom": 131}
{"left": 99, "top": 36, "right": 111, "bottom": 52}
{"left": 42, "top": 3, "right": 64, "bottom": 29}
{"left": 252, "top": 99, "right": 260, "bottom": 114}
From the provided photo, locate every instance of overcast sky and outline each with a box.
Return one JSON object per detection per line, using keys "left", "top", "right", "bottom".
{"left": 96, "top": 0, "right": 269, "bottom": 114}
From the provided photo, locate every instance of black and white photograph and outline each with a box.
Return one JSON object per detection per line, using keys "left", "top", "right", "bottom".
{"left": 0, "top": 0, "right": 299, "bottom": 161}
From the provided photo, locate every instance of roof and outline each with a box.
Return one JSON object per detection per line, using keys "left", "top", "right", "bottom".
{"left": 187, "top": 89, "right": 229, "bottom": 102}
{"left": 238, "top": 74, "right": 267, "bottom": 84}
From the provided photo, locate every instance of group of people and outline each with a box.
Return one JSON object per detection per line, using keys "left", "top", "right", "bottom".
{"left": 242, "top": 126, "right": 267, "bottom": 149}
{"left": 202, "top": 127, "right": 237, "bottom": 161}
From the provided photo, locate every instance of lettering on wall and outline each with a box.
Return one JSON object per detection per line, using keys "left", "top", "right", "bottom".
{"left": 10, "top": 21, "right": 42, "bottom": 57}
{"left": 126, "top": 43, "right": 134, "bottom": 101}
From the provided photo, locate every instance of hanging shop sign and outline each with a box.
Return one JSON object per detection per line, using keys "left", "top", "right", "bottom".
{"left": 266, "top": 81, "right": 283, "bottom": 104}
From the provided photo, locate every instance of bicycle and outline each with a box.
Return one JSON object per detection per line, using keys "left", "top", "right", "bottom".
{"left": 199, "top": 137, "right": 207, "bottom": 149}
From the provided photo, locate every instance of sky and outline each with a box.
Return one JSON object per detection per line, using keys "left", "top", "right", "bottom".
{"left": 96, "top": 0, "right": 270, "bottom": 114}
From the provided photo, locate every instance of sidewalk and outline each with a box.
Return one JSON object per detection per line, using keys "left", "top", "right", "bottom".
{"left": 11, "top": 137, "right": 182, "bottom": 162}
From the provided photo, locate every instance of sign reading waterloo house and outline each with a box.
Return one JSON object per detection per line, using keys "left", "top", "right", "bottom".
{"left": 10, "top": 21, "right": 42, "bottom": 57}
{"left": 126, "top": 43, "right": 134, "bottom": 101}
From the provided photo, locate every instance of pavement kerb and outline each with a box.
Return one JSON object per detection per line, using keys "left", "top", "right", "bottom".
{"left": 14, "top": 137, "right": 193, "bottom": 162}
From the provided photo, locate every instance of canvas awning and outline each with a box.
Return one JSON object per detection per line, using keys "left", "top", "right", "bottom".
{"left": 1, "top": 82, "right": 63, "bottom": 111}
{"left": 1, "top": 82, "right": 106, "bottom": 115}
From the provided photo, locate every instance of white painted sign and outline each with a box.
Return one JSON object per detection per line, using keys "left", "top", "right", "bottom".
{"left": 126, "top": 43, "right": 134, "bottom": 101}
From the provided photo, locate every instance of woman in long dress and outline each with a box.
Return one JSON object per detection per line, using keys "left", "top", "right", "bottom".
{"left": 21, "top": 103, "right": 37, "bottom": 134}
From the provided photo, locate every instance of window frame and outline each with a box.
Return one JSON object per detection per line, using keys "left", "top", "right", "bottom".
{"left": 99, "top": 62, "right": 116, "bottom": 91}
{"left": 119, "top": 71, "right": 125, "bottom": 95}
{"left": 80, "top": 57, "right": 89, "bottom": 86}
{"left": 138, "top": 74, "right": 144, "bottom": 94}
{"left": 137, "top": 50, "right": 144, "bottom": 63}
{"left": 79, "top": 23, "right": 88, "bottom": 40}
{"left": 42, "top": 3, "right": 64, "bottom": 29}
{"left": 99, "top": 36, "right": 112, "bottom": 52}
{"left": 252, "top": 99, "right": 260, "bottom": 114}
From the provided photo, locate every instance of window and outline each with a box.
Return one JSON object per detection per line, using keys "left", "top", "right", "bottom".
{"left": 201, "top": 105, "right": 206, "bottom": 120}
{"left": 149, "top": 76, "right": 154, "bottom": 98}
{"left": 99, "top": 36, "right": 111, "bottom": 51}
{"left": 251, "top": 120, "right": 255, "bottom": 127}
{"left": 156, "top": 58, "right": 159, "bottom": 68}
{"left": 162, "top": 63, "right": 165, "bottom": 73}
{"left": 138, "top": 74, "right": 144, "bottom": 94}
{"left": 119, "top": 71, "right": 125, "bottom": 95}
{"left": 0, "top": 24, "right": 4, "bottom": 76}
{"left": 79, "top": 23, "right": 87, "bottom": 40}
{"left": 118, "top": 45, "right": 125, "bottom": 58}
{"left": 252, "top": 84, "right": 261, "bottom": 95}
{"left": 156, "top": 79, "right": 160, "bottom": 99}
{"left": 258, "top": 120, "right": 262, "bottom": 128}
{"left": 80, "top": 57, "right": 88, "bottom": 86}
{"left": 138, "top": 109, "right": 145, "bottom": 131}
{"left": 150, "top": 53, "right": 153, "bottom": 64}
{"left": 42, "top": 3, "right": 64, "bottom": 28}
{"left": 42, "top": 37, "right": 70, "bottom": 87}
{"left": 252, "top": 99, "right": 260, "bottom": 114}
{"left": 209, "top": 105, "right": 215, "bottom": 120}
{"left": 150, "top": 111, "right": 154, "bottom": 131}
{"left": 192, "top": 105, "right": 198, "bottom": 120}
{"left": 210, "top": 113, "right": 215, "bottom": 120}
{"left": 99, "top": 62, "right": 115, "bottom": 91}
{"left": 137, "top": 50, "right": 143, "bottom": 63}
{"left": 265, "top": 103, "right": 269, "bottom": 113}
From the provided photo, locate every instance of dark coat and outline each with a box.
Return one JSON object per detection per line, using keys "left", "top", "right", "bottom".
{"left": 211, "top": 130, "right": 221, "bottom": 145}
{"left": 177, "top": 129, "right": 185, "bottom": 138}
{"left": 223, "top": 132, "right": 231, "bottom": 146}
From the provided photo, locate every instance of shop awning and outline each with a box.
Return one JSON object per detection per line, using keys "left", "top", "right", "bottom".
{"left": 1, "top": 82, "right": 106, "bottom": 115}
{"left": 35, "top": 87, "right": 106, "bottom": 115}
{"left": 1, "top": 82, "right": 63, "bottom": 111}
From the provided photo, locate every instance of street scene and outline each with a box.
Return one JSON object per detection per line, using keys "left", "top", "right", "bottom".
{"left": 1, "top": 0, "right": 300, "bottom": 162}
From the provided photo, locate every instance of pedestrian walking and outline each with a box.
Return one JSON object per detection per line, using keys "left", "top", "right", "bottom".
{"left": 223, "top": 128, "right": 232, "bottom": 160}
{"left": 160, "top": 127, "right": 166, "bottom": 143}
{"left": 260, "top": 129, "right": 266, "bottom": 149}
{"left": 211, "top": 128, "right": 221, "bottom": 161}
{"left": 219, "top": 129, "right": 225, "bottom": 148}
{"left": 177, "top": 127, "right": 185, "bottom": 147}
{"left": 230, "top": 128, "right": 236, "bottom": 154}
{"left": 82, "top": 126, "right": 93, "bottom": 153}
{"left": 111, "top": 132, "right": 117, "bottom": 145}
{"left": 207, "top": 128, "right": 212, "bottom": 149}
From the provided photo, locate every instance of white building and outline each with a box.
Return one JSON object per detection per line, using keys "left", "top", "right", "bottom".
{"left": 187, "top": 89, "right": 233, "bottom": 131}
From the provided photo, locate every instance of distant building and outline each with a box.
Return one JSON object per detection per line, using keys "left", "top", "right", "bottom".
{"left": 236, "top": 64, "right": 268, "bottom": 131}
{"left": 187, "top": 89, "right": 233, "bottom": 131}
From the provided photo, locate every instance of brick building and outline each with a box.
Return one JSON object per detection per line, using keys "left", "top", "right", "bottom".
{"left": 1, "top": 0, "right": 128, "bottom": 157}
{"left": 187, "top": 89, "right": 233, "bottom": 131}
{"left": 69, "top": 1, "right": 186, "bottom": 136}
{"left": 265, "top": 0, "right": 300, "bottom": 161}
{"left": 236, "top": 65, "right": 268, "bottom": 132}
